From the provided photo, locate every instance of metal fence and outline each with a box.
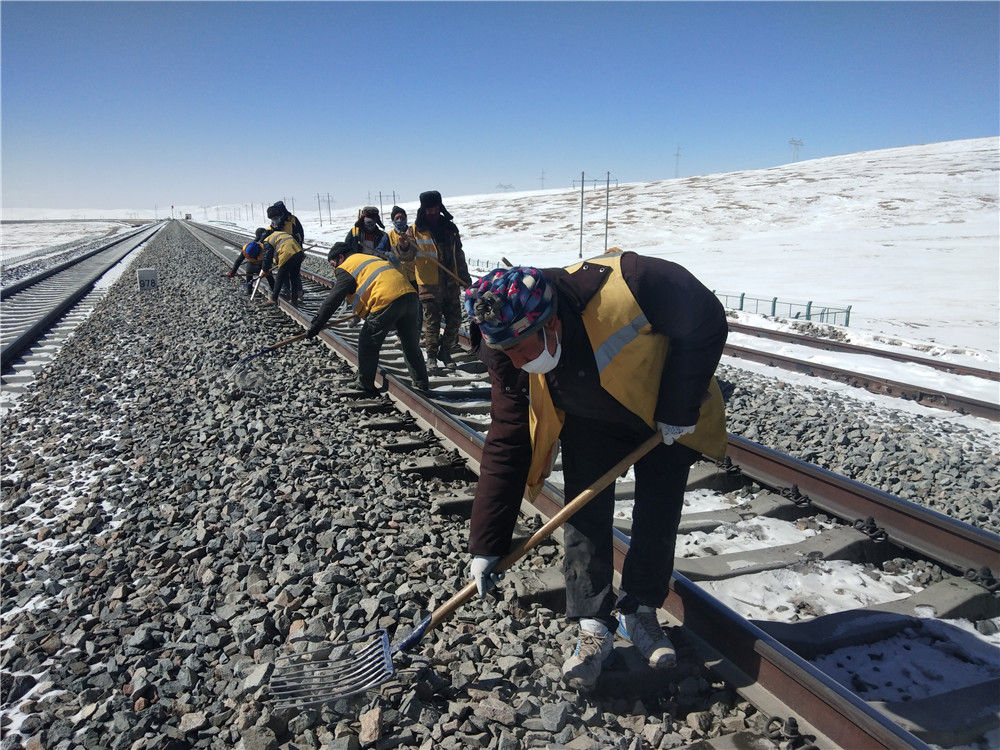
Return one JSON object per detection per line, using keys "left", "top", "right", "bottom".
{"left": 465, "top": 257, "right": 507, "bottom": 271}
{"left": 714, "top": 291, "right": 852, "bottom": 326}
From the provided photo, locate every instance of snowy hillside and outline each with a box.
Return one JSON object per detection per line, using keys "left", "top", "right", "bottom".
{"left": 4, "top": 137, "right": 998, "bottom": 357}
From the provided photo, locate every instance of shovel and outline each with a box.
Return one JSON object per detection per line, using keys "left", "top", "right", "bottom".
{"left": 268, "top": 431, "right": 662, "bottom": 710}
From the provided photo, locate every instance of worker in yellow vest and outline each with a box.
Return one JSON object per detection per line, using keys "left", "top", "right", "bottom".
{"left": 410, "top": 190, "right": 471, "bottom": 369}
{"left": 306, "top": 242, "right": 429, "bottom": 394}
{"left": 260, "top": 229, "right": 304, "bottom": 306}
{"left": 462, "top": 253, "right": 728, "bottom": 692}
{"left": 266, "top": 201, "right": 305, "bottom": 246}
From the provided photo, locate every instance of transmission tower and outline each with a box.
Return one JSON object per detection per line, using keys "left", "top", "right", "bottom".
{"left": 539, "top": 169, "right": 545, "bottom": 190}
{"left": 789, "top": 139, "right": 803, "bottom": 161}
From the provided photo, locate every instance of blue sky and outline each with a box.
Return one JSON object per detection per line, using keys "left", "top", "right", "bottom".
{"left": 2, "top": 1, "right": 997, "bottom": 212}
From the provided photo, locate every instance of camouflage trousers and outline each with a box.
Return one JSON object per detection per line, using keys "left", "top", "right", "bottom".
{"left": 421, "top": 291, "right": 462, "bottom": 358}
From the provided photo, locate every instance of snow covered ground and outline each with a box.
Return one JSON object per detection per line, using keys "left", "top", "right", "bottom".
{"left": 0, "top": 221, "right": 137, "bottom": 266}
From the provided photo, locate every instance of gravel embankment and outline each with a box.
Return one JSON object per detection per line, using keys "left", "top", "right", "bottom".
{"left": 1, "top": 223, "right": 768, "bottom": 750}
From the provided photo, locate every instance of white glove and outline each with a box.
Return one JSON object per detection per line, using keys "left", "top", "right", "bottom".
{"left": 657, "top": 422, "right": 696, "bottom": 445}
{"left": 470, "top": 555, "right": 502, "bottom": 598}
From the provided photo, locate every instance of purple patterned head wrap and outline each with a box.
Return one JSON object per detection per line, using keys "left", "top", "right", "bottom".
{"left": 464, "top": 267, "right": 557, "bottom": 349}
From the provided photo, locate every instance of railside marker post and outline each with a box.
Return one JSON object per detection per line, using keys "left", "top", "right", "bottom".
{"left": 137, "top": 269, "right": 158, "bottom": 291}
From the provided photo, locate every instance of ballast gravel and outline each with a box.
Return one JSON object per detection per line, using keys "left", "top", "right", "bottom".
{"left": 1, "top": 222, "right": 996, "bottom": 749}
{"left": 0, "top": 224, "right": 760, "bottom": 750}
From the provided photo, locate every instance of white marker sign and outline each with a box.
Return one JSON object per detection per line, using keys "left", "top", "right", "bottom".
{"left": 137, "top": 268, "right": 158, "bottom": 291}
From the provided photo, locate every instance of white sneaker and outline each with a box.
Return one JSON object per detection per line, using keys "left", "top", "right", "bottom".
{"left": 562, "top": 619, "right": 614, "bottom": 691}
{"left": 616, "top": 606, "right": 676, "bottom": 669}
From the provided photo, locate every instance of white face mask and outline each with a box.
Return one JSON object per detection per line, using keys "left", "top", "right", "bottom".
{"left": 519, "top": 328, "right": 561, "bottom": 374}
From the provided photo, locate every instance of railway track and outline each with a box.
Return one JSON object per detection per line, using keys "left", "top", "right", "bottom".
{"left": 726, "top": 320, "right": 1000, "bottom": 382}
{"left": 185, "top": 221, "right": 1000, "bottom": 749}
{"left": 0, "top": 223, "right": 163, "bottom": 376}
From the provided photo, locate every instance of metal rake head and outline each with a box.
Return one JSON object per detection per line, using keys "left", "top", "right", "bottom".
{"left": 228, "top": 359, "right": 257, "bottom": 392}
{"left": 268, "top": 629, "right": 394, "bottom": 711}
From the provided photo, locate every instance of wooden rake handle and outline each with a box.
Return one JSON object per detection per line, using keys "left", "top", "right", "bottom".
{"left": 433, "top": 258, "right": 468, "bottom": 287}
{"left": 426, "top": 431, "right": 662, "bottom": 633}
{"left": 267, "top": 332, "right": 309, "bottom": 350}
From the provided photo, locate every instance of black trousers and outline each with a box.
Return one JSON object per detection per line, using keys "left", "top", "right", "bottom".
{"left": 357, "top": 294, "right": 428, "bottom": 389}
{"left": 271, "top": 252, "right": 304, "bottom": 303}
{"left": 560, "top": 413, "right": 699, "bottom": 628}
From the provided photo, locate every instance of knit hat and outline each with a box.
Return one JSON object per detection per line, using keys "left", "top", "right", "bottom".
{"left": 464, "top": 267, "right": 557, "bottom": 350}
{"left": 254, "top": 227, "right": 269, "bottom": 242}
{"left": 243, "top": 241, "right": 262, "bottom": 261}
{"left": 390, "top": 205, "right": 406, "bottom": 219}
{"left": 359, "top": 206, "right": 384, "bottom": 229}
{"left": 419, "top": 190, "right": 442, "bottom": 209}
{"left": 266, "top": 202, "right": 286, "bottom": 220}
{"left": 328, "top": 242, "right": 352, "bottom": 263}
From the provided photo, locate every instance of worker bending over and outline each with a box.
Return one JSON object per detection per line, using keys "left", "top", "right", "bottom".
{"left": 307, "top": 242, "right": 429, "bottom": 394}
{"left": 462, "top": 252, "right": 727, "bottom": 691}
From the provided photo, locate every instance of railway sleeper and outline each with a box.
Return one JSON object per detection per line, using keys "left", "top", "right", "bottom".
{"left": 871, "top": 676, "right": 1000, "bottom": 748}
{"left": 676, "top": 491, "right": 811, "bottom": 534}
{"left": 399, "top": 455, "right": 478, "bottom": 482}
{"left": 756, "top": 576, "right": 1000, "bottom": 660}
{"left": 674, "top": 526, "right": 885, "bottom": 581}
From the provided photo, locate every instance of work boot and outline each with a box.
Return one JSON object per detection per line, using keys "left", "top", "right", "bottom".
{"left": 438, "top": 350, "right": 455, "bottom": 369}
{"left": 562, "top": 619, "right": 614, "bottom": 691}
{"left": 348, "top": 378, "right": 379, "bottom": 397}
{"left": 616, "top": 606, "right": 676, "bottom": 669}
{"left": 414, "top": 379, "right": 431, "bottom": 393}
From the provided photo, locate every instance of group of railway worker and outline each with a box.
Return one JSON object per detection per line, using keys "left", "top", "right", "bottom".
{"left": 230, "top": 192, "right": 729, "bottom": 692}
{"left": 228, "top": 191, "right": 471, "bottom": 393}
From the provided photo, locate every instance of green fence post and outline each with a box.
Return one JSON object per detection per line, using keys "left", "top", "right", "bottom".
{"left": 770, "top": 297, "right": 777, "bottom": 317}
{"left": 845, "top": 305, "right": 851, "bottom": 327}
{"left": 806, "top": 301, "right": 812, "bottom": 321}
{"left": 739, "top": 292, "right": 745, "bottom": 311}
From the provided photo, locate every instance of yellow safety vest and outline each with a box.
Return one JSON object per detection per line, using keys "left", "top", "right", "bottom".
{"left": 339, "top": 253, "right": 415, "bottom": 317}
{"left": 525, "top": 255, "right": 727, "bottom": 497}
{"left": 262, "top": 231, "right": 302, "bottom": 269}
{"left": 388, "top": 229, "right": 417, "bottom": 282}
{"left": 410, "top": 226, "right": 459, "bottom": 286}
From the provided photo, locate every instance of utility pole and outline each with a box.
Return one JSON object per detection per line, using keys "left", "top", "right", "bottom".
{"left": 539, "top": 169, "right": 545, "bottom": 190}
{"left": 379, "top": 191, "right": 383, "bottom": 217}
{"left": 675, "top": 146, "right": 681, "bottom": 178}
{"left": 604, "top": 171, "right": 610, "bottom": 252}
{"left": 579, "top": 171, "right": 585, "bottom": 259}
{"left": 317, "top": 193, "right": 323, "bottom": 227}
{"left": 327, "top": 193, "right": 332, "bottom": 223}
{"left": 789, "top": 139, "right": 803, "bottom": 161}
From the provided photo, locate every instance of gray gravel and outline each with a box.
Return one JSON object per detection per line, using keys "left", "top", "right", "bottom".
{"left": 0, "top": 223, "right": 769, "bottom": 749}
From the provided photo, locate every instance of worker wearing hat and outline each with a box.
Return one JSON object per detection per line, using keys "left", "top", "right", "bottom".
{"left": 463, "top": 251, "right": 728, "bottom": 691}
{"left": 411, "top": 190, "right": 472, "bottom": 369}
{"left": 266, "top": 201, "right": 305, "bottom": 247}
{"left": 346, "top": 206, "right": 390, "bottom": 257}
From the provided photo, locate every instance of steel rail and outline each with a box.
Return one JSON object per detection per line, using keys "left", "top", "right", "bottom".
{"left": 1, "top": 224, "right": 162, "bottom": 371}
{"left": 728, "top": 320, "right": 1000, "bottom": 382}
{"left": 725, "top": 342, "right": 999, "bottom": 421}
